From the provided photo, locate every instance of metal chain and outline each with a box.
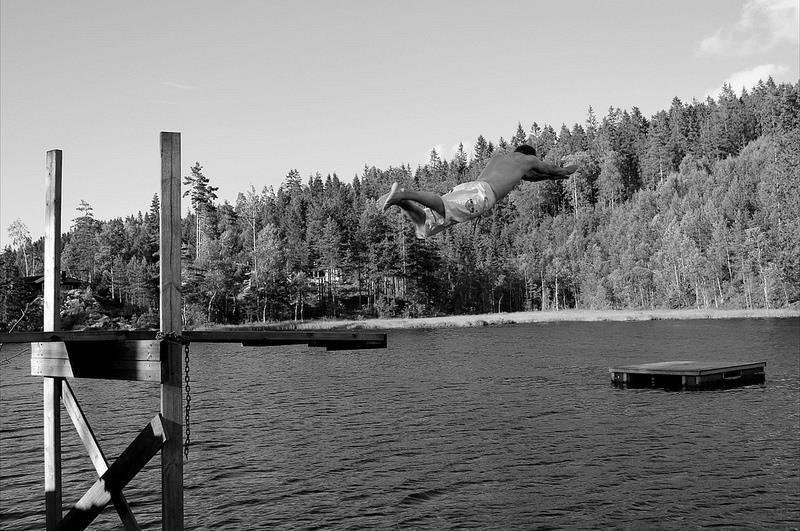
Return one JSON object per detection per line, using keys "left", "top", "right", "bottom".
{"left": 156, "top": 331, "right": 192, "bottom": 460}
{"left": 155, "top": 331, "right": 186, "bottom": 343}
{"left": 184, "top": 341, "right": 191, "bottom": 460}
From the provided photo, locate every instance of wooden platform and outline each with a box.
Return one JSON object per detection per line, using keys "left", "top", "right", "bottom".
{"left": 6, "top": 134, "right": 392, "bottom": 529}
{"left": 0, "top": 329, "right": 387, "bottom": 382}
{"left": 610, "top": 360, "right": 766, "bottom": 390}
{"left": 0, "top": 329, "right": 387, "bottom": 349}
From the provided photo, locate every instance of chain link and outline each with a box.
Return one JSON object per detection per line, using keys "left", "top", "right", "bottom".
{"left": 155, "top": 331, "right": 187, "bottom": 344}
{"left": 184, "top": 341, "right": 191, "bottom": 460}
{"left": 156, "top": 331, "right": 192, "bottom": 460}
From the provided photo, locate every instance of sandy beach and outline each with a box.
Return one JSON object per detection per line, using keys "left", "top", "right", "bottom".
{"left": 231, "top": 308, "right": 800, "bottom": 331}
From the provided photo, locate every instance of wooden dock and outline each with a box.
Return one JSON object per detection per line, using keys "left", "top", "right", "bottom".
{"left": 610, "top": 360, "right": 766, "bottom": 390}
{"left": 0, "top": 330, "right": 388, "bottom": 382}
{"left": 0, "top": 132, "right": 388, "bottom": 531}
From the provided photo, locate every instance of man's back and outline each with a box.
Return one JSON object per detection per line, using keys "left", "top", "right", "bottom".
{"left": 477, "top": 151, "right": 538, "bottom": 201}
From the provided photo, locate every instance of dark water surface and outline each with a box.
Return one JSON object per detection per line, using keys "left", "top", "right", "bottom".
{"left": 1, "top": 318, "right": 799, "bottom": 529}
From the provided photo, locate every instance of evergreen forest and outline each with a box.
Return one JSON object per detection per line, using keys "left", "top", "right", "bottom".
{"left": 1, "top": 79, "right": 798, "bottom": 331}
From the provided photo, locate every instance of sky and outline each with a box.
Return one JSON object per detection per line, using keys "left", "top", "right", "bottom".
{"left": 1, "top": 0, "right": 798, "bottom": 246}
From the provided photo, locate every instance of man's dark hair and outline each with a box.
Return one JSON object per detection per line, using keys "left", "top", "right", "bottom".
{"left": 514, "top": 144, "right": 537, "bottom": 156}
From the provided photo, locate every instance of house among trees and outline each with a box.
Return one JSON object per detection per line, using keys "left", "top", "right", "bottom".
{"left": 21, "top": 272, "right": 86, "bottom": 294}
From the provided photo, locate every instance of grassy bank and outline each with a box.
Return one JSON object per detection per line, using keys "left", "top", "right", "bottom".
{"left": 218, "top": 308, "right": 800, "bottom": 332}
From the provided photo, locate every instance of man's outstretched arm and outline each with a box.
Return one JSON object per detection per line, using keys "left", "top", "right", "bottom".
{"left": 521, "top": 163, "right": 579, "bottom": 182}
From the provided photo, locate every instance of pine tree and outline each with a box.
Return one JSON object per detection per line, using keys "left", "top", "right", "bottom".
{"left": 7, "top": 219, "right": 32, "bottom": 276}
{"left": 144, "top": 194, "right": 160, "bottom": 261}
{"left": 511, "top": 123, "right": 528, "bottom": 147}
{"left": 182, "top": 162, "right": 219, "bottom": 261}
{"left": 453, "top": 142, "right": 467, "bottom": 180}
{"left": 473, "top": 135, "right": 490, "bottom": 164}
{"left": 62, "top": 200, "right": 100, "bottom": 281}
{"left": 95, "top": 218, "right": 126, "bottom": 300}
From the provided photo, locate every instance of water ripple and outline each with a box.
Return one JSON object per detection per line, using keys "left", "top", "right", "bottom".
{"left": 1, "top": 318, "right": 798, "bottom": 529}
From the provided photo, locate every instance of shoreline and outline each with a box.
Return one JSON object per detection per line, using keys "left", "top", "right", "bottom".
{"left": 223, "top": 308, "right": 800, "bottom": 331}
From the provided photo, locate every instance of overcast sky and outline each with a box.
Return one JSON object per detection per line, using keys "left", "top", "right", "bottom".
{"left": 1, "top": 0, "right": 798, "bottom": 246}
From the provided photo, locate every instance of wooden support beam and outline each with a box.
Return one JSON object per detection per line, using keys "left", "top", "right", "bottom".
{"left": 56, "top": 415, "right": 168, "bottom": 530}
{"left": 44, "top": 149, "right": 63, "bottom": 530}
{"left": 32, "top": 358, "right": 161, "bottom": 382}
{"left": 31, "top": 341, "right": 161, "bottom": 382}
{"left": 32, "top": 341, "right": 160, "bottom": 360}
{"left": 159, "top": 131, "right": 183, "bottom": 531}
{"left": 62, "top": 381, "right": 141, "bottom": 530}
{"left": 44, "top": 378, "right": 62, "bottom": 529}
{"left": 3, "top": 330, "right": 161, "bottom": 343}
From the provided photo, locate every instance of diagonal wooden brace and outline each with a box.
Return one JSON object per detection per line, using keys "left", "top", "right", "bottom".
{"left": 56, "top": 414, "right": 168, "bottom": 530}
{"left": 61, "top": 380, "right": 141, "bottom": 530}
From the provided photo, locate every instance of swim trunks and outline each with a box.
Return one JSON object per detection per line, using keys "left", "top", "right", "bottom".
{"left": 416, "top": 180, "right": 496, "bottom": 239}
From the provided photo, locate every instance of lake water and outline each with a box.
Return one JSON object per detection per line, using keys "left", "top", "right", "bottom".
{"left": 1, "top": 318, "right": 798, "bottom": 530}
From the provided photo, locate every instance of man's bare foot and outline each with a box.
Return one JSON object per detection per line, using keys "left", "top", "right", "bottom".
{"left": 382, "top": 182, "right": 401, "bottom": 211}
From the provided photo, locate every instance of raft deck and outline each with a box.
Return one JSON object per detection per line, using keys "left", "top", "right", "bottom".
{"left": 610, "top": 360, "right": 766, "bottom": 389}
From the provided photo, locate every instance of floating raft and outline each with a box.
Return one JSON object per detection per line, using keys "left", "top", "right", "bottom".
{"left": 610, "top": 360, "right": 766, "bottom": 390}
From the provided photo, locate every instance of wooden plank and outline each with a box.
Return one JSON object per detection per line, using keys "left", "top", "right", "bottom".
{"left": 3, "top": 329, "right": 389, "bottom": 352}
{"left": 697, "top": 362, "right": 765, "bottom": 375}
{"left": 2, "top": 329, "right": 389, "bottom": 348}
{"left": 62, "top": 381, "right": 141, "bottom": 530}
{"left": 56, "top": 415, "right": 168, "bottom": 530}
{"left": 31, "top": 341, "right": 160, "bottom": 360}
{"left": 44, "top": 149, "right": 63, "bottom": 530}
{"left": 31, "top": 332, "right": 386, "bottom": 361}
{"left": 0, "top": 330, "right": 160, "bottom": 343}
{"left": 187, "top": 329, "right": 385, "bottom": 344}
{"left": 160, "top": 131, "right": 183, "bottom": 531}
{"left": 61, "top": 381, "right": 107, "bottom": 476}
{"left": 310, "top": 340, "right": 386, "bottom": 351}
{"left": 32, "top": 358, "right": 161, "bottom": 382}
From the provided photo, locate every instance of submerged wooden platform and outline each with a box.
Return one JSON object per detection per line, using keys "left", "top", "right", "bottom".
{"left": 610, "top": 360, "right": 766, "bottom": 390}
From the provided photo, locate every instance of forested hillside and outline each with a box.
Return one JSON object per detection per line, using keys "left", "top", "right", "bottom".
{"left": 2, "top": 79, "right": 798, "bottom": 331}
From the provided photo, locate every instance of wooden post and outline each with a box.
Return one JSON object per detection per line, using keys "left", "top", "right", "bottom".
{"left": 44, "top": 150, "right": 62, "bottom": 332}
{"left": 44, "top": 149, "right": 63, "bottom": 530}
{"left": 159, "top": 132, "right": 183, "bottom": 529}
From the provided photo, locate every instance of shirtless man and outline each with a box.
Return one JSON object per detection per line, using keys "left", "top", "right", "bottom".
{"left": 381, "top": 143, "right": 579, "bottom": 238}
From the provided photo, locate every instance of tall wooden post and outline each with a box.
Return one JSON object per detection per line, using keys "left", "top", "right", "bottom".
{"left": 159, "top": 132, "right": 183, "bottom": 529}
{"left": 44, "top": 149, "right": 63, "bottom": 529}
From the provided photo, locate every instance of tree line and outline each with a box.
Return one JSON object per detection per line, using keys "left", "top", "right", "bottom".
{"left": 1, "top": 78, "right": 798, "bottom": 331}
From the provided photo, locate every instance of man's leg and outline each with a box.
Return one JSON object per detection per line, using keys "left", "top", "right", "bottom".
{"left": 396, "top": 200, "right": 428, "bottom": 230}
{"left": 383, "top": 182, "right": 445, "bottom": 218}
